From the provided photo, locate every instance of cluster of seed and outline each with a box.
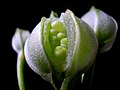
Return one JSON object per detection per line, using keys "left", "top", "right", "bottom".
{"left": 50, "top": 20, "right": 68, "bottom": 59}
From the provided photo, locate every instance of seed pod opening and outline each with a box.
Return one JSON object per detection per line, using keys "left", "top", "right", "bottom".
{"left": 24, "top": 9, "right": 98, "bottom": 84}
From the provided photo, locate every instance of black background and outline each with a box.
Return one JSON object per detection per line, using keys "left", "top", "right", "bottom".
{"left": 1, "top": 0, "right": 120, "bottom": 90}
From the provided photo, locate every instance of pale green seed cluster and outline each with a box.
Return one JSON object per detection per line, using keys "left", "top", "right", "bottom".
{"left": 50, "top": 20, "right": 68, "bottom": 59}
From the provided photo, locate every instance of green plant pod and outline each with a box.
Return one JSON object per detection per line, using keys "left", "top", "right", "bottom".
{"left": 24, "top": 9, "right": 98, "bottom": 89}
{"left": 81, "top": 6, "right": 118, "bottom": 53}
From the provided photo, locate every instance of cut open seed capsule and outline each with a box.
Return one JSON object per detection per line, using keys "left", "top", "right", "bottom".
{"left": 24, "top": 9, "right": 98, "bottom": 89}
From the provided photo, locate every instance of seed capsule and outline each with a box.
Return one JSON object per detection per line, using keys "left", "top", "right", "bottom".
{"left": 24, "top": 10, "right": 98, "bottom": 89}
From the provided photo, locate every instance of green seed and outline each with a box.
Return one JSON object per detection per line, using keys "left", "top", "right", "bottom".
{"left": 54, "top": 46, "right": 67, "bottom": 58}
{"left": 51, "top": 20, "right": 65, "bottom": 32}
{"left": 50, "top": 29, "right": 59, "bottom": 36}
{"left": 51, "top": 36, "right": 60, "bottom": 46}
{"left": 60, "top": 44, "right": 68, "bottom": 48}
{"left": 60, "top": 38, "right": 68, "bottom": 44}
{"left": 55, "top": 46, "right": 63, "bottom": 51}
{"left": 57, "top": 32, "right": 66, "bottom": 40}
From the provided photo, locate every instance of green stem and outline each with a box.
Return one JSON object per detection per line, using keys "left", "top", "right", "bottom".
{"left": 17, "top": 51, "right": 25, "bottom": 90}
{"left": 50, "top": 80, "right": 58, "bottom": 90}
{"left": 60, "top": 78, "right": 70, "bottom": 90}
{"left": 81, "top": 60, "right": 96, "bottom": 89}
{"left": 60, "top": 76, "right": 78, "bottom": 90}
{"left": 88, "top": 61, "right": 96, "bottom": 88}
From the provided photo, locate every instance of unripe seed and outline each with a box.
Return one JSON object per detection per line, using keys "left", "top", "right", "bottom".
{"left": 51, "top": 20, "right": 65, "bottom": 32}
{"left": 54, "top": 46, "right": 67, "bottom": 58}
{"left": 57, "top": 32, "right": 66, "bottom": 40}
{"left": 51, "top": 36, "right": 60, "bottom": 46}
{"left": 55, "top": 46, "right": 63, "bottom": 51}
{"left": 50, "top": 29, "right": 59, "bottom": 36}
{"left": 60, "top": 44, "right": 68, "bottom": 48}
{"left": 60, "top": 38, "right": 68, "bottom": 45}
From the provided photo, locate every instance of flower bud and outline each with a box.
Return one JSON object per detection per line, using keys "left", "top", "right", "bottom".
{"left": 12, "top": 28, "right": 30, "bottom": 90}
{"left": 81, "top": 6, "right": 118, "bottom": 53}
{"left": 12, "top": 28, "right": 30, "bottom": 53}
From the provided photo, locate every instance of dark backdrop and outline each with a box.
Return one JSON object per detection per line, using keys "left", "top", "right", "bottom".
{"left": 1, "top": 0, "right": 120, "bottom": 90}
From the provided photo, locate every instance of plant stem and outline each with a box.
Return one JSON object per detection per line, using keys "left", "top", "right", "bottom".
{"left": 60, "top": 76, "right": 78, "bottom": 90}
{"left": 17, "top": 51, "right": 25, "bottom": 90}
{"left": 50, "top": 80, "right": 58, "bottom": 90}
{"left": 60, "top": 78, "right": 70, "bottom": 90}
{"left": 88, "top": 61, "right": 96, "bottom": 88}
{"left": 80, "top": 60, "right": 96, "bottom": 89}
